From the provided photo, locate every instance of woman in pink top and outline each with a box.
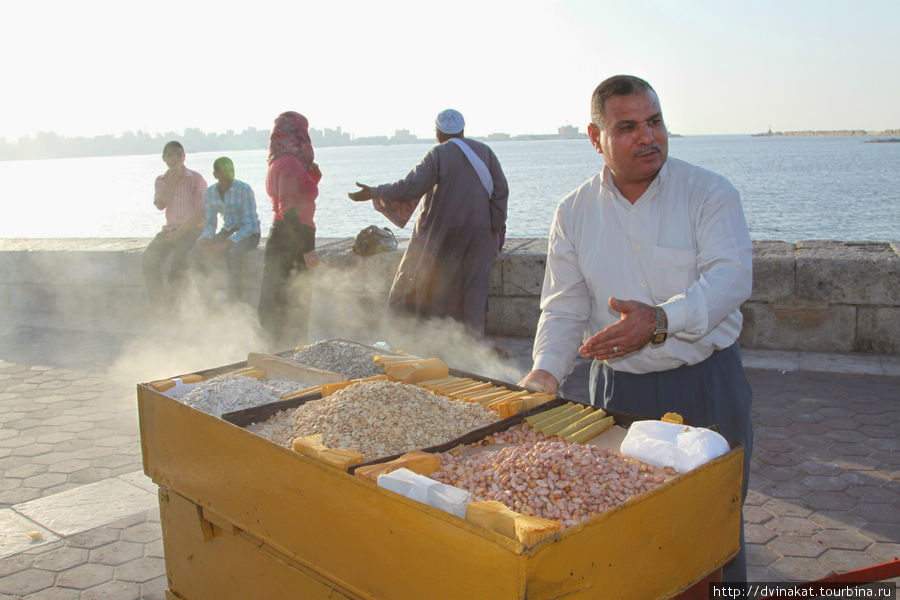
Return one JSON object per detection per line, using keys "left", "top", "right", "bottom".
{"left": 257, "top": 111, "right": 322, "bottom": 345}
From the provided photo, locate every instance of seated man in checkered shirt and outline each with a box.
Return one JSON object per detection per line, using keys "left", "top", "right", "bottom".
{"left": 191, "top": 156, "right": 261, "bottom": 301}
{"left": 143, "top": 141, "right": 207, "bottom": 307}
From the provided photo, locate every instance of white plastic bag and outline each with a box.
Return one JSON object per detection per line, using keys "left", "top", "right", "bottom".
{"left": 426, "top": 481, "right": 471, "bottom": 519}
{"left": 620, "top": 420, "right": 730, "bottom": 474}
{"left": 377, "top": 468, "right": 471, "bottom": 518}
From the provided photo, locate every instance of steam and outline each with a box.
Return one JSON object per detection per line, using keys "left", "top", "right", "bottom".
{"left": 110, "top": 277, "right": 269, "bottom": 387}
{"left": 109, "top": 254, "right": 531, "bottom": 387}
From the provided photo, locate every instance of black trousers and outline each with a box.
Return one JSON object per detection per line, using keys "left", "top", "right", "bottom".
{"left": 591, "top": 344, "right": 754, "bottom": 582}
{"left": 257, "top": 215, "right": 315, "bottom": 347}
{"left": 142, "top": 228, "right": 201, "bottom": 305}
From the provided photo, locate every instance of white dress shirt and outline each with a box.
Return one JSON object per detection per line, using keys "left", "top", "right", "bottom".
{"left": 532, "top": 157, "right": 753, "bottom": 381}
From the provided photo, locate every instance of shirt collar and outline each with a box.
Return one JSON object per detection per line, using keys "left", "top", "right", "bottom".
{"left": 600, "top": 161, "right": 668, "bottom": 200}
{"left": 215, "top": 180, "right": 239, "bottom": 198}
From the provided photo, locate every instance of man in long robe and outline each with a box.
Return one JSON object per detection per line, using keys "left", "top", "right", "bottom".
{"left": 349, "top": 109, "right": 509, "bottom": 337}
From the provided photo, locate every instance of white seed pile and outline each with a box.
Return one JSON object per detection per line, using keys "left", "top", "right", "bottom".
{"left": 254, "top": 380, "right": 496, "bottom": 461}
{"left": 289, "top": 340, "right": 385, "bottom": 380}
{"left": 431, "top": 424, "right": 666, "bottom": 529}
{"left": 177, "top": 374, "right": 310, "bottom": 417}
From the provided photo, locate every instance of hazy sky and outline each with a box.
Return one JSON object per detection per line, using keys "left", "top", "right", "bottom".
{"left": 4, "top": 0, "right": 897, "bottom": 140}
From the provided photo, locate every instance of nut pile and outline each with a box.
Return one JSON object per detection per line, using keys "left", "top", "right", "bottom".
{"left": 289, "top": 340, "right": 385, "bottom": 380}
{"left": 431, "top": 424, "right": 666, "bottom": 528}
{"left": 254, "top": 380, "right": 496, "bottom": 461}
{"left": 177, "top": 375, "right": 307, "bottom": 417}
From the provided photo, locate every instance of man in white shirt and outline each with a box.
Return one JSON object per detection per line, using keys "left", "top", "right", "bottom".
{"left": 518, "top": 75, "right": 753, "bottom": 582}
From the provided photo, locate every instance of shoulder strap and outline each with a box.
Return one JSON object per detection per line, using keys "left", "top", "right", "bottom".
{"left": 449, "top": 138, "right": 493, "bottom": 197}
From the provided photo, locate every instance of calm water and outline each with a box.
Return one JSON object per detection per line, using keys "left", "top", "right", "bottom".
{"left": 2, "top": 136, "right": 897, "bottom": 242}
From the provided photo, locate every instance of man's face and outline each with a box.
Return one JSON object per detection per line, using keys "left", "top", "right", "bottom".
{"left": 214, "top": 165, "right": 235, "bottom": 185}
{"left": 588, "top": 90, "right": 668, "bottom": 187}
{"left": 162, "top": 146, "right": 185, "bottom": 170}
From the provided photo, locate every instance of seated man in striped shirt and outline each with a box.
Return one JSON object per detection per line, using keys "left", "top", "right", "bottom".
{"left": 143, "top": 141, "right": 206, "bottom": 307}
{"left": 192, "top": 156, "right": 261, "bottom": 301}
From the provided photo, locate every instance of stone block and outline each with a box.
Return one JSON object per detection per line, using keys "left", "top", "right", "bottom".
{"left": 316, "top": 250, "right": 401, "bottom": 297}
{"left": 119, "top": 249, "right": 146, "bottom": 286}
{"left": 507, "top": 238, "right": 549, "bottom": 255}
{"left": 489, "top": 254, "right": 503, "bottom": 295}
{"left": 750, "top": 241, "right": 795, "bottom": 302}
{"left": 0, "top": 283, "right": 10, "bottom": 312}
{"left": 2, "top": 251, "right": 47, "bottom": 285}
{"left": 502, "top": 250, "right": 546, "bottom": 296}
{"left": 19, "top": 252, "right": 113, "bottom": 287}
{"left": 1, "top": 237, "right": 897, "bottom": 355}
{"left": 796, "top": 241, "right": 900, "bottom": 305}
{"left": 740, "top": 302, "right": 856, "bottom": 352}
{"left": 486, "top": 296, "right": 541, "bottom": 337}
{"left": 9, "top": 284, "right": 57, "bottom": 313}
{"left": 857, "top": 306, "right": 900, "bottom": 354}
{"left": 0, "top": 251, "right": 30, "bottom": 285}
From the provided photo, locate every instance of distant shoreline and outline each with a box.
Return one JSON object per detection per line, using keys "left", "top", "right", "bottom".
{"left": 2, "top": 128, "right": 894, "bottom": 162}
{"left": 752, "top": 128, "right": 899, "bottom": 137}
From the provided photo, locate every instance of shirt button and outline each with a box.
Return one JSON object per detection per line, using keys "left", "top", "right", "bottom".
{"left": 633, "top": 243, "right": 641, "bottom": 251}
{"left": 641, "top": 283, "right": 646, "bottom": 288}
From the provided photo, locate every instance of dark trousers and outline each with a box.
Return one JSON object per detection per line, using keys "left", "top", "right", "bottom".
{"left": 142, "top": 228, "right": 202, "bottom": 305}
{"left": 590, "top": 343, "right": 754, "bottom": 582}
{"left": 190, "top": 230, "right": 260, "bottom": 300}
{"left": 257, "top": 216, "right": 315, "bottom": 347}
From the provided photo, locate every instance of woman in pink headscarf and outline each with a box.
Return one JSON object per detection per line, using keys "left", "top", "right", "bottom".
{"left": 257, "top": 111, "right": 323, "bottom": 345}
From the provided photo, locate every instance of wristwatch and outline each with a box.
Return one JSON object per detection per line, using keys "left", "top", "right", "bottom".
{"left": 650, "top": 306, "right": 668, "bottom": 345}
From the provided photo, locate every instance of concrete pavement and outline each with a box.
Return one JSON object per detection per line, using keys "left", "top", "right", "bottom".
{"left": 0, "top": 323, "right": 897, "bottom": 598}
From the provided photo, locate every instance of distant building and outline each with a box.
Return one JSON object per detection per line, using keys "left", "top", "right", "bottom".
{"left": 557, "top": 125, "right": 580, "bottom": 138}
{"left": 354, "top": 135, "right": 391, "bottom": 145}
{"left": 319, "top": 127, "right": 352, "bottom": 146}
{"left": 486, "top": 132, "right": 511, "bottom": 141}
{"left": 390, "top": 129, "right": 419, "bottom": 143}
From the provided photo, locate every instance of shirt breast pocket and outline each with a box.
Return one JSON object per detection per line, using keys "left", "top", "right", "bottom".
{"left": 650, "top": 246, "right": 698, "bottom": 302}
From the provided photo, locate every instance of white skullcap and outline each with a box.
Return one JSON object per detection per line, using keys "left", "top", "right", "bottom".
{"left": 435, "top": 109, "right": 465, "bottom": 134}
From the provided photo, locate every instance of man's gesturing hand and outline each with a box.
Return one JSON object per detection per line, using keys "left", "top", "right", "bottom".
{"left": 579, "top": 297, "right": 657, "bottom": 360}
{"left": 348, "top": 182, "right": 374, "bottom": 201}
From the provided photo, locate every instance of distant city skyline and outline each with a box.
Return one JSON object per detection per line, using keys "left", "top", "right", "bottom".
{"left": 0, "top": 122, "right": 587, "bottom": 145}
{"left": 2, "top": 1, "right": 897, "bottom": 141}
{"left": 0, "top": 123, "right": 591, "bottom": 161}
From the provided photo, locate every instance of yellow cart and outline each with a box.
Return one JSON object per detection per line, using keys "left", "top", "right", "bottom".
{"left": 138, "top": 356, "right": 743, "bottom": 600}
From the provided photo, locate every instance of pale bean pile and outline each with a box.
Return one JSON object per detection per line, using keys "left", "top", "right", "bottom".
{"left": 431, "top": 424, "right": 666, "bottom": 528}
{"left": 254, "top": 380, "right": 496, "bottom": 461}
{"left": 289, "top": 340, "right": 385, "bottom": 380}
{"left": 177, "top": 375, "right": 308, "bottom": 417}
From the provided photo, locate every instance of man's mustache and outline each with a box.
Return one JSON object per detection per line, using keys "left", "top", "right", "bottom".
{"left": 634, "top": 145, "right": 662, "bottom": 158}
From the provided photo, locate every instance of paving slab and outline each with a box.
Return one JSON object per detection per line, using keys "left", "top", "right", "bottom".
{"left": 0, "top": 510, "right": 59, "bottom": 560}
{"left": 0, "top": 324, "right": 897, "bottom": 597}
{"left": 12, "top": 477, "right": 157, "bottom": 537}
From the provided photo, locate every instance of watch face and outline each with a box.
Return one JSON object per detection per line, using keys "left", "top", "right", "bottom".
{"left": 651, "top": 332, "right": 667, "bottom": 345}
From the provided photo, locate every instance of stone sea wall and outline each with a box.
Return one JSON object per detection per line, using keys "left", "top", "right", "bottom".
{"left": 0, "top": 238, "right": 897, "bottom": 355}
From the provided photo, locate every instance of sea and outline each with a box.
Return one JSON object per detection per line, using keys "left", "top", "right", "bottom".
{"left": 1, "top": 135, "right": 897, "bottom": 242}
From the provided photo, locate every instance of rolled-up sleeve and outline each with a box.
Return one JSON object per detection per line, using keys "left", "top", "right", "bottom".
{"left": 230, "top": 185, "right": 261, "bottom": 243}
{"left": 660, "top": 182, "right": 752, "bottom": 340}
{"left": 532, "top": 202, "right": 593, "bottom": 383}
